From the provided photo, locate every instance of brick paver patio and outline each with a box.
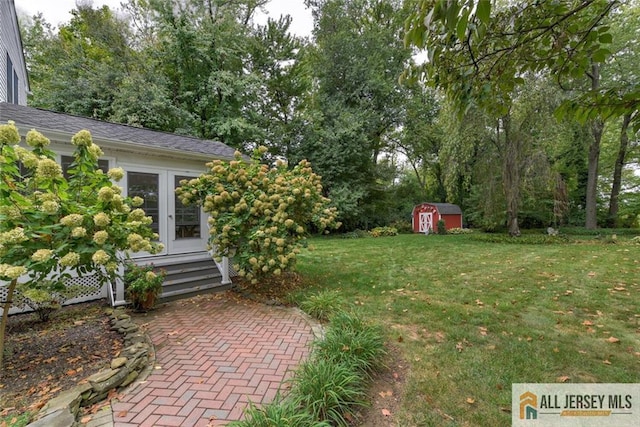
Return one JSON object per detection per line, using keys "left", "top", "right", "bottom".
{"left": 111, "top": 293, "right": 316, "bottom": 427}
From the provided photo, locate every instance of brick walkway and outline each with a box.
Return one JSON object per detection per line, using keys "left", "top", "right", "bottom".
{"left": 110, "top": 293, "right": 317, "bottom": 427}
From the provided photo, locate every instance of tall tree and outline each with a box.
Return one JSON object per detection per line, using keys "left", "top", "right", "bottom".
{"left": 23, "top": 4, "right": 135, "bottom": 120}
{"left": 405, "top": 0, "right": 619, "bottom": 232}
{"left": 245, "top": 16, "right": 311, "bottom": 158}
{"left": 301, "top": 0, "right": 413, "bottom": 229}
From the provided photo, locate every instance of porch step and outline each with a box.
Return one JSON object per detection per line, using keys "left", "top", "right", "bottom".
{"left": 134, "top": 254, "right": 231, "bottom": 302}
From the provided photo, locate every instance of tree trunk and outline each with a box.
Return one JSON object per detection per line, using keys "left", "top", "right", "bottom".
{"left": 585, "top": 63, "right": 603, "bottom": 230}
{"left": 607, "top": 113, "right": 632, "bottom": 227}
{"left": 502, "top": 115, "right": 521, "bottom": 236}
{"left": 0, "top": 279, "right": 17, "bottom": 371}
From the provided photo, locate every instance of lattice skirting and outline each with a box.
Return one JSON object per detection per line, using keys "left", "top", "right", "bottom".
{"left": 0, "top": 274, "right": 107, "bottom": 316}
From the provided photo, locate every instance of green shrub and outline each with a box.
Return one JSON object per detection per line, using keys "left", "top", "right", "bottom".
{"left": 314, "top": 311, "right": 386, "bottom": 376}
{"left": 470, "top": 233, "right": 571, "bottom": 244}
{"left": 389, "top": 220, "right": 412, "bottom": 234}
{"left": 289, "top": 359, "right": 367, "bottom": 427}
{"left": 340, "top": 229, "right": 369, "bottom": 239}
{"left": 229, "top": 398, "right": 329, "bottom": 427}
{"left": 300, "top": 291, "right": 343, "bottom": 322}
{"left": 369, "top": 226, "right": 397, "bottom": 237}
{"left": 447, "top": 227, "right": 473, "bottom": 235}
{"left": 176, "top": 147, "right": 340, "bottom": 284}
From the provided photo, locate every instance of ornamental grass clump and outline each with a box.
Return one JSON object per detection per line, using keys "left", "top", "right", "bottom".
{"left": 313, "top": 311, "right": 386, "bottom": 377}
{"left": 176, "top": 146, "right": 340, "bottom": 283}
{"left": 288, "top": 358, "right": 367, "bottom": 427}
{"left": 0, "top": 122, "right": 162, "bottom": 367}
{"left": 229, "top": 398, "right": 330, "bottom": 427}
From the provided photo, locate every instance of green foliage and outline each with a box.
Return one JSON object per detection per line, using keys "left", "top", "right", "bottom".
{"left": 299, "top": 290, "right": 343, "bottom": 322}
{"left": 368, "top": 226, "right": 398, "bottom": 237}
{"left": 289, "top": 359, "right": 367, "bottom": 427}
{"left": 16, "top": 280, "right": 84, "bottom": 322}
{"left": 124, "top": 263, "right": 165, "bottom": 297}
{"left": 0, "top": 411, "right": 31, "bottom": 427}
{"left": 469, "top": 233, "right": 572, "bottom": 245}
{"left": 436, "top": 219, "right": 446, "bottom": 235}
{"left": 176, "top": 147, "right": 340, "bottom": 283}
{"left": 447, "top": 227, "right": 474, "bottom": 235}
{"left": 313, "top": 311, "right": 386, "bottom": 377}
{"left": 229, "top": 398, "right": 329, "bottom": 427}
{"left": 0, "top": 122, "right": 161, "bottom": 285}
{"left": 340, "top": 229, "right": 370, "bottom": 239}
{"left": 0, "top": 122, "right": 161, "bottom": 367}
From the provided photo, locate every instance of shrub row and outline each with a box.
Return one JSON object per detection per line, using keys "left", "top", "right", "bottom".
{"left": 229, "top": 308, "right": 386, "bottom": 427}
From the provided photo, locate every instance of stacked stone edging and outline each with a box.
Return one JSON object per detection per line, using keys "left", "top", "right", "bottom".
{"left": 26, "top": 308, "right": 153, "bottom": 427}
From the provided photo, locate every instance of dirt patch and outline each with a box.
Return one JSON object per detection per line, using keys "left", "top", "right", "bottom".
{"left": 353, "top": 344, "right": 409, "bottom": 427}
{"left": 0, "top": 301, "right": 123, "bottom": 420}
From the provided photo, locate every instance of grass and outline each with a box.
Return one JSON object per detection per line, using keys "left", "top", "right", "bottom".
{"left": 293, "top": 233, "right": 640, "bottom": 426}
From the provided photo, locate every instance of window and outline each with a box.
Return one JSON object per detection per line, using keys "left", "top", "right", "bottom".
{"left": 13, "top": 69, "right": 18, "bottom": 104}
{"left": 61, "top": 155, "right": 109, "bottom": 179}
{"left": 6, "top": 53, "right": 13, "bottom": 104}
{"left": 127, "top": 172, "right": 159, "bottom": 234}
{"left": 174, "top": 175, "right": 201, "bottom": 239}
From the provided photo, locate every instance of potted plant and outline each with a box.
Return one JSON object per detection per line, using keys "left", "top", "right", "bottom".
{"left": 125, "top": 263, "right": 166, "bottom": 311}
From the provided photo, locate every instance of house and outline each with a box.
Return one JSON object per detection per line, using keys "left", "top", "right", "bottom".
{"left": 1, "top": 0, "right": 29, "bottom": 105}
{"left": 0, "top": 1, "right": 241, "bottom": 315}
{"left": 0, "top": 102, "right": 240, "bottom": 313}
{"left": 412, "top": 202, "right": 463, "bottom": 233}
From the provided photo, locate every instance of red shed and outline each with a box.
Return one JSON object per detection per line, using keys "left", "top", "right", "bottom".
{"left": 412, "top": 203, "right": 463, "bottom": 233}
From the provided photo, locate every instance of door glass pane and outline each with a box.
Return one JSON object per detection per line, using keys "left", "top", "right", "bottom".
{"left": 128, "top": 172, "right": 159, "bottom": 235}
{"left": 174, "top": 175, "right": 201, "bottom": 239}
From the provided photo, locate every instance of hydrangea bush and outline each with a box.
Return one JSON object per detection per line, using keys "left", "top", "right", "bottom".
{"left": 0, "top": 121, "right": 162, "bottom": 366}
{"left": 176, "top": 147, "right": 340, "bottom": 283}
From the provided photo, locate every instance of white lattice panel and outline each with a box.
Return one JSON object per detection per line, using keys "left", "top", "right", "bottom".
{"left": 0, "top": 273, "right": 106, "bottom": 316}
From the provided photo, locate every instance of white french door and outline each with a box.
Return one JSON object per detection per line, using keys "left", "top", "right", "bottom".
{"left": 124, "top": 168, "right": 207, "bottom": 257}
{"left": 167, "top": 173, "right": 207, "bottom": 254}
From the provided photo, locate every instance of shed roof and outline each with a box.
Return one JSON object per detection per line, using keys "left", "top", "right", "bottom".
{"left": 420, "top": 202, "right": 462, "bottom": 215}
{"left": 0, "top": 102, "right": 237, "bottom": 160}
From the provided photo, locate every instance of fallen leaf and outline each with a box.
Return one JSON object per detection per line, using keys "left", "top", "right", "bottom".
{"left": 603, "top": 359, "right": 612, "bottom": 365}
{"left": 606, "top": 337, "right": 620, "bottom": 344}
{"left": 478, "top": 326, "right": 488, "bottom": 336}
{"left": 117, "top": 411, "right": 128, "bottom": 417}
{"left": 557, "top": 375, "right": 570, "bottom": 383}
{"left": 582, "top": 320, "right": 593, "bottom": 326}
{"left": 587, "top": 272, "right": 596, "bottom": 277}
{"left": 500, "top": 407, "right": 512, "bottom": 413}
{"left": 379, "top": 390, "right": 393, "bottom": 398}
{"left": 381, "top": 409, "right": 392, "bottom": 417}
{"left": 613, "top": 286, "right": 626, "bottom": 291}
{"left": 466, "top": 397, "right": 476, "bottom": 404}
{"left": 80, "top": 415, "right": 92, "bottom": 424}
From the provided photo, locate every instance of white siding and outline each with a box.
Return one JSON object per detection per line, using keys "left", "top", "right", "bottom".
{"left": 0, "top": 0, "right": 29, "bottom": 105}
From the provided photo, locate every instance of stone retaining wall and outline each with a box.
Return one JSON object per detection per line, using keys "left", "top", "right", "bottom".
{"left": 27, "top": 308, "right": 152, "bottom": 427}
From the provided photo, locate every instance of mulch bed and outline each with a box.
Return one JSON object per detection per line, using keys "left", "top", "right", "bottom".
{"left": 0, "top": 301, "right": 123, "bottom": 420}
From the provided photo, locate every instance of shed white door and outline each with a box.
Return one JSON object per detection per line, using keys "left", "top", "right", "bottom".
{"left": 419, "top": 212, "right": 433, "bottom": 233}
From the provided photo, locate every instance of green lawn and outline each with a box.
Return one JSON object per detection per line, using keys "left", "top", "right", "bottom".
{"left": 294, "top": 233, "right": 640, "bottom": 426}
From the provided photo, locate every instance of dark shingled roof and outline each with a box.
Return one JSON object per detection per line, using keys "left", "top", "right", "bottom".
{"left": 0, "top": 102, "right": 237, "bottom": 160}
{"left": 427, "top": 203, "right": 462, "bottom": 215}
